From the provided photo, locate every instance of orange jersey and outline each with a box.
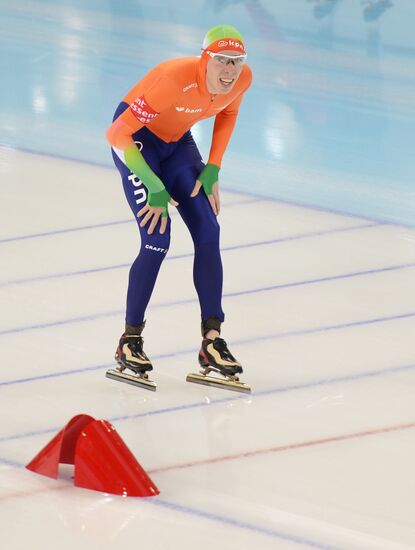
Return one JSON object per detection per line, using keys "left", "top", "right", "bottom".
{"left": 106, "top": 56, "right": 252, "bottom": 166}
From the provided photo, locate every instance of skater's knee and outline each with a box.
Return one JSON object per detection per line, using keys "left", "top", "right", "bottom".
{"left": 192, "top": 215, "right": 220, "bottom": 246}
{"left": 140, "top": 232, "right": 171, "bottom": 256}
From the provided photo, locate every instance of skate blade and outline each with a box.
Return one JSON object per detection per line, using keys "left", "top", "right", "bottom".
{"left": 186, "top": 372, "right": 251, "bottom": 393}
{"left": 106, "top": 368, "right": 156, "bottom": 391}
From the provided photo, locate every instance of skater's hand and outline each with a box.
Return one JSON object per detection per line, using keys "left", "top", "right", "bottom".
{"left": 191, "top": 164, "right": 220, "bottom": 215}
{"left": 137, "top": 189, "right": 178, "bottom": 235}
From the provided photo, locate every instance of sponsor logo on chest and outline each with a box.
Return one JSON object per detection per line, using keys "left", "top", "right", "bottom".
{"left": 175, "top": 106, "right": 202, "bottom": 114}
{"left": 130, "top": 96, "right": 158, "bottom": 124}
{"left": 183, "top": 82, "right": 198, "bottom": 92}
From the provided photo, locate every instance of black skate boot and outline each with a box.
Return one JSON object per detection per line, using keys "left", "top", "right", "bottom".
{"left": 106, "top": 327, "right": 156, "bottom": 391}
{"left": 115, "top": 334, "right": 153, "bottom": 374}
{"left": 199, "top": 337, "right": 243, "bottom": 376}
{"left": 187, "top": 337, "right": 251, "bottom": 393}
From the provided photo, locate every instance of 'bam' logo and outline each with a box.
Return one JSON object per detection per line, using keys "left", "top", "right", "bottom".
{"left": 176, "top": 106, "right": 202, "bottom": 114}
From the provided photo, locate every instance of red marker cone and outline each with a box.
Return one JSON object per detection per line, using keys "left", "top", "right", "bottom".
{"left": 26, "top": 414, "right": 159, "bottom": 497}
{"left": 26, "top": 414, "right": 94, "bottom": 479}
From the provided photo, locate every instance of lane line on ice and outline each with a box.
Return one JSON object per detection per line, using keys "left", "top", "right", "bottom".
{"left": 0, "top": 219, "right": 132, "bottom": 244}
{"left": 0, "top": 308, "right": 415, "bottom": 389}
{"left": 0, "top": 468, "right": 341, "bottom": 550}
{"left": 150, "top": 499, "right": 343, "bottom": 550}
{"left": 0, "top": 457, "right": 22, "bottom": 468}
{"left": 1, "top": 260, "right": 415, "bottom": 336}
{"left": 1, "top": 421, "right": 414, "bottom": 550}
{"left": 0, "top": 197, "right": 260, "bottom": 244}
{"left": 0, "top": 476, "right": 341, "bottom": 550}
{"left": 4, "top": 423, "right": 415, "bottom": 548}
{"left": 0, "top": 222, "right": 379, "bottom": 287}
{"left": 104, "top": 362, "right": 415, "bottom": 422}
{"left": 3, "top": 143, "right": 411, "bottom": 229}
{"left": 1, "top": 360, "right": 414, "bottom": 442}
{"left": 149, "top": 422, "right": 415, "bottom": 474}
{"left": 1, "top": 314, "right": 415, "bottom": 389}
{"left": 224, "top": 262, "right": 415, "bottom": 299}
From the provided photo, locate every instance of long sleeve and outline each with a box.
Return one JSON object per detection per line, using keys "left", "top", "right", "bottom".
{"left": 207, "top": 64, "right": 252, "bottom": 167}
{"left": 106, "top": 71, "right": 179, "bottom": 151}
{"left": 105, "top": 71, "right": 179, "bottom": 193}
{"left": 207, "top": 94, "right": 244, "bottom": 167}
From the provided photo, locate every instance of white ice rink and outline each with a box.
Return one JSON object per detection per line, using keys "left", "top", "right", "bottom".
{"left": 1, "top": 149, "right": 415, "bottom": 549}
{"left": 2, "top": 0, "right": 415, "bottom": 547}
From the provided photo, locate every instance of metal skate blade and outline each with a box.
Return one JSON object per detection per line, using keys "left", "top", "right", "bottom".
{"left": 186, "top": 372, "right": 251, "bottom": 393}
{"left": 106, "top": 368, "right": 156, "bottom": 391}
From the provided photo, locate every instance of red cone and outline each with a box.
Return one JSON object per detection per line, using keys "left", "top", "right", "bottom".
{"left": 26, "top": 414, "right": 95, "bottom": 479}
{"left": 26, "top": 414, "right": 159, "bottom": 497}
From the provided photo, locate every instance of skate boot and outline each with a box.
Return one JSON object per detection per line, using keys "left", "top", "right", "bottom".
{"left": 106, "top": 333, "right": 156, "bottom": 391}
{"left": 187, "top": 337, "right": 251, "bottom": 393}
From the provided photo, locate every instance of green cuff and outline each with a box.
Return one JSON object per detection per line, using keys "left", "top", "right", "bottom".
{"left": 198, "top": 164, "right": 220, "bottom": 196}
{"left": 148, "top": 189, "right": 171, "bottom": 218}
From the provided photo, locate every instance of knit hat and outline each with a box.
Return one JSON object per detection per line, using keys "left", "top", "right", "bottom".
{"left": 202, "top": 24, "right": 246, "bottom": 56}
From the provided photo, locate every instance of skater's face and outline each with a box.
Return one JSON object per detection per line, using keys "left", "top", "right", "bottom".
{"left": 205, "top": 50, "right": 245, "bottom": 94}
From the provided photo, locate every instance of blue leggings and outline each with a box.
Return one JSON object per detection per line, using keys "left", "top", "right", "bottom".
{"left": 111, "top": 102, "right": 225, "bottom": 327}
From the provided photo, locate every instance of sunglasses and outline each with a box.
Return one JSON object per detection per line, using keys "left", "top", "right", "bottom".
{"left": 204, "top": 50, "right": 247, "bottom": 66}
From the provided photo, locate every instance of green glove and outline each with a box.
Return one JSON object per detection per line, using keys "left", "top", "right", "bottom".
{"left": 148, "top": 188, "right": 172, "bottom": 218}
{"left": 197, "top": 164, "right": 220, "bottom": 196}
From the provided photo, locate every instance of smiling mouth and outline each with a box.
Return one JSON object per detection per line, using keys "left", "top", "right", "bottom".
{"left": 219, "top": 77, "right": 234, "bottom": 86}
